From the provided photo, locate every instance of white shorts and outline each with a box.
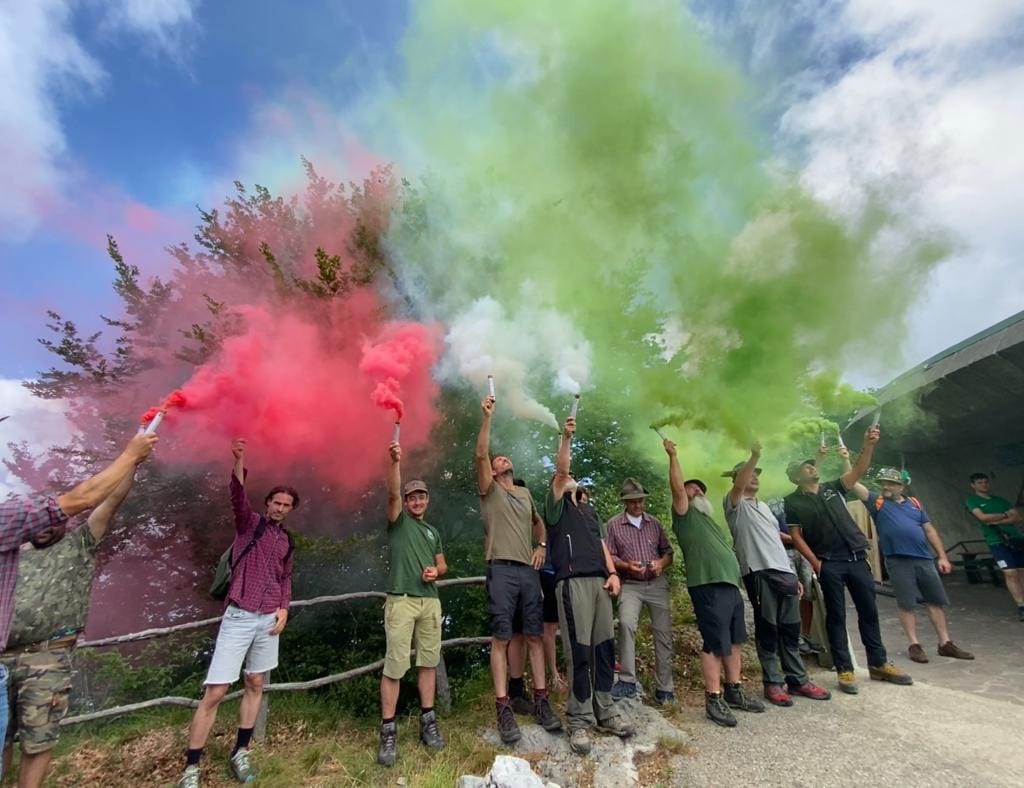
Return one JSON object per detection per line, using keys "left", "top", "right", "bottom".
{"left": 204, "top": 605, "right": 279, "bottom": 685}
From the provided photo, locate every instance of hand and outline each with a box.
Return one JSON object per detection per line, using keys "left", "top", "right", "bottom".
{"left": 124, "top": 432, "right": 158, "bottom": 463}
{"left": 797, "top": 581, "right": 804, "bottom": 597}
{"left": 811, "top": 558, "right": 822, "bottom": 575}
{"left": 650, "top": 559, "right": 664, "bottom": 578}
{"left": 563, "top": 416, "right": 576, "bottom": 438}
{"left": 389, "top": 442, "right": 401, "bottom": 462}
{"left": 817, "top": 442, "right": 829, "bottom": 458}
{"left": 628, "top": 560, "right": 645, "bottom": 576}
{"left": 481, "top": 396, "right": 495, "bottom": 418}
{"left": 231, "top": 438, "right": 246, "bottom": 460}
{"left": 937, "top": 557, "right": 952, "bottom": 575}
{"left": 837, "top": 445, "right": 850, "bottom": 460}
{"left": 604, "top": 573, "right": 621, "bottom": 597}
{"left": 663, "top": 439, "right": 676, "bottom": 457}
{"left": 750, "top": 440, "right": 762, "bottom": 458}
{"left": 864, "top": 425, "right": 881, "bottom": 445}
{"left": 531, "top": 546, "right": 546, "bottom": 570}
{"left": 422, "top": 566, "right": 439, "bottom": 583}
{"left": 269, "top": 608, "right": 288, "bottom": 636}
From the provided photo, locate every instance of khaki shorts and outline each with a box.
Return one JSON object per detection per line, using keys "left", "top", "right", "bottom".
{"left": 2, "top": 647, "right": 73, "bottom": 754}
{"left": 383, "top": 595, "right": 442, "bottom": 680}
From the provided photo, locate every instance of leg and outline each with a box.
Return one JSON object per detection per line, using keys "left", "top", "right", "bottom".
{"left": 700, "top": 653, "right": 723, "bottom": 693}
{"left": 845, "top": 560, "right": 887, "bottom": 667}
{"left": 380, "top": 675, "right": 401, "bottom": 719}
{"left": 776, "top": 590, "right": 808, "bottom": 685}
{"left": 646, "top": 577, "right": 675, "bottom": 693}
{"left": 591, "top": 583, "right": 618, "bottom": 724}
{"left": 743, "top": 573, "right": 784, "bottom": 685}
{"left": 238, "top": 672, "right": 265, "bottom": 729}
{"left": 490, "top": 638, "right": 511, "bottom": 696}
{"left": 615, "top": 583, "right": 643, "bottom": 686}
{"left": 187, "top": 683, "right": 231, "bottom": 749}
{"left": 722, "top": 644, "right": 742, "bottom": 683}
{"left": 486, "top": 565, "right": 518, "bottom": 698}
{"left": 1001, "top": 568, "right": 1024, "bottom": 605}
{"left": 800, "top": 599, "right": 814, "bottom": 637}
{"left": 896, "top": 608, "right": 920, "bottom": 646}
{"left": 925, "top": 606, "right": 951, "bottom": 645}
{"left": 18, "top": 751, "right": 53, "bottom": 788}
{"left": 508, "top": 635, "right": 526, "bottom": 682}
{"left": 417, "top": 667, "right": 436, "bottom": 710}
{"left": 526, "top": 636, "right": 547, "bottom": 691}
{"left": 520, "top": 569, "right": 547, "bottom": 691}
{"left": 558, "top": 579, "right": 597, "bottom": 731}
{"left": 817, "top": 562, "right": 854, "bottom": 671}
{"left": 413, "top": 598, "right": 442, "bottom": 709}
{"left": 543, "top": 622, "right": 563, "bottom": 690}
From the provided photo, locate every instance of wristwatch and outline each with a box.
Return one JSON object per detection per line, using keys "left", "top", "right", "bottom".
{"left": 537, "top": 542, "right": 547, "bottom": 548}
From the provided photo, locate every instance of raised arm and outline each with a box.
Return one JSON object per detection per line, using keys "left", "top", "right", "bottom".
{"left": 551, "top": 416, "right": 575, "bottom": 500}
{"left": 87, "top": 466, "right": 137, "bottom": 541}
{"left": 387, "top": 442, "right": 403, "bottom": 523}
{"left": 841, "top": 425, "right": 880, "bottom": 490}
{"left": 56, "top": 432, "right": 157, "bottom": 517}
{"left": 665, "top": 439, "right": 688, "bottom": 516}
{"left": 475, "top": 396, "right": 495, "bottom": 495}
{"left": 229, "top": 438, "right": 256, "bottom": 533}
{"left": 729, "top": 441, "right": 761, "bottom": 506}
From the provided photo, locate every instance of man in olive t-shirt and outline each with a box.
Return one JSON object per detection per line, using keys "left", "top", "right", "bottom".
{"left": 377, "top": 441, "right": 448, "bottom": 768}
{"left": 664, "top": 439, "right": 763, "bottom": 728}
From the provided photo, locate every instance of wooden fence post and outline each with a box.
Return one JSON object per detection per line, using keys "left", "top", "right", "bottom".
{"left": 254, "top": 670, "right": 271, "bottom": 742}
{"left": 435, "top": 655, "right": 451, "bottom": 714}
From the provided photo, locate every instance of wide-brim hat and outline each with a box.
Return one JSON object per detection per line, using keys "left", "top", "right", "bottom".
{"left": 619, "top": 477, "right": 649, "bottom": 500}
{"left": 876, "top": 467, "right": 905, "bottom": 485}
{"left": 723, "top": 461, "right": 762, "bottom": 478}
{"left": 684, "top": 478, "right": 708, "bottom": 494}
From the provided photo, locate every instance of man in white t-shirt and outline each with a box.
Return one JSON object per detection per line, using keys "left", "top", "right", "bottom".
{"left": 723, "top": 443, "right": 831, "bottom": 707}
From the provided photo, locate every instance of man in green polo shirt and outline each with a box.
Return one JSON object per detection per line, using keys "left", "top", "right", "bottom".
{"left": 965, "top": 472, "right": 1024, "bottom": 620}
{"left": 377, "top": 441, "right": 448, "bottom": 768}
{"left": 664, "top": 438, "right": 764, "bottom": 727}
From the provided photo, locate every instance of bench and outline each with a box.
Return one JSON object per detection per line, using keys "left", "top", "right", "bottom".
{"left": 948, "top": 540, "right": 1004, "bottom": 586}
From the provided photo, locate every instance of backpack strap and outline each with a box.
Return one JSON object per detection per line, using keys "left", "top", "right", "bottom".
{"left": 874, "top": 495, "right": 884, "bottom": 511}
{"left": 909, "top": 496, "right": 922, "bottom": 510}
{"left": 230, "top": 517, "right": 269, "bottom": 571}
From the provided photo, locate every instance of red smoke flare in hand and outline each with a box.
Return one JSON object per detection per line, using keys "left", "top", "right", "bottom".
{"left": 371, "top": 378, "right": 404, "bottom": 421}
{"left": 163, "top": 390, "right": 187, "bottom": 410}
{"left": 140, "top": 406, "right": 161, "bottom": 425}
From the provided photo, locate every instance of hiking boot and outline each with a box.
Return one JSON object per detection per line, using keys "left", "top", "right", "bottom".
{"left": 568, "top": 727, "right": 592, "bottom": 755}
{"left": 705, "top": 693, "right": 737, "bottom": 728}
{"left": 937, "top": 641, "right": 975, "bottom": 660}
{"left": 229, "top": 749, "right": 255, "bottom": 783}
{"left": 534, "top": 695, "right": 563, "bottom": 732}
{"left": 177, "top": 766, "right": 201, "bottom": 788}
{"left": 497, "top": 702, "right": 522, "bottom": 744}
{"left": 908, "top": 643, "right": 929, "bottom": 663}
{"left": 868, "top": 662, "right": 913, "bottom": 686}
{"left": 377, "top": 721, "right": 398, "bottom": 767}
{"left": 509, "top": 693, "right": 534, "bottom": 715}
{"left": 655, "top": 690, "right": 676, "bottom": 705}
{"left": 419, "top": 710, "right": 446, "bottom": 751}
{"left": 611, "top": 680, "right": 638, "bottom": 700}
{"left": 763, "top": 683, "right": 793, "bottom": 707}
{"left": 837, "top": 670, "right": 859, "bottom": 694}
{"left": 723, "top": 683, "right": 765, "bottom": 713}
{"left": 595, "top": 715, "right": 635, "bottom": 738}
{"left": 787, "top": 681, "right": 832, "bottom": 701}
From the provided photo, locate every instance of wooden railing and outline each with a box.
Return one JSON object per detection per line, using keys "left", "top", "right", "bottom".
{"left": 62, "top": 576, "right": 488, "bottom": 728}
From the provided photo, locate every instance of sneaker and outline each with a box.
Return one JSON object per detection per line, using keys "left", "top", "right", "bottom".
{"left": 229, "top": 749, "right": 255, "bottom": 783}
{"left": 655, "top": 690, "right": 676, "bottom": 705}
{"left": 595, "top": 715, "right": 635, "bottom": 738}
{"left": 419, "top": 710, "right": 446, "bottom": 751}
{"left": 723, "top": 683, "right": 765, "bottom": 713}
{"left": 509, "top": 693, "right": 534, "bottom": 715}
{"left": 534, "top": 694, "right": 563, "bottom": 732}
{"left": 377, "top": 721, "right": 398, "bottom": 767}
{"left": 497, "top": 702, "right": 522, "bottom": 744}
{"left": 908, "top": 643, "right": 929, "bottom": 663}
{"left": 937, "top": 641, "right": 975, "bottom": 660}
{"left": 568, "top": 727, "right": 592, "bottom": 755}
{"left": 177, "top": 766, "right": 201, "bottom": 788}
{"left": 837, "top": 670, "right": 859, "bottom": 694}
{"left": 704, "top": 693, "right": 737, "bottom": 728}
{"left": 611, "top": 680, "right": 638, "bottom": 700}
{"left": 763, "top": 683, "right": 793, "bottom": 707}
{"left": 788, "top": 681, "right": 831, "bottom": 700}
{"left": 868, "top": 662, "right": 913, "bottom": 686}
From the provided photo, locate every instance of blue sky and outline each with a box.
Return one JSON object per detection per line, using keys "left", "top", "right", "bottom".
{"left": 2, "top": 0, "right": 1023, "bottom": 386}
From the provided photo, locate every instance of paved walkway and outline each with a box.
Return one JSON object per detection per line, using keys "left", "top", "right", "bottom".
{"left": 675, "top": 571, "right": 1024, "bottom": 787}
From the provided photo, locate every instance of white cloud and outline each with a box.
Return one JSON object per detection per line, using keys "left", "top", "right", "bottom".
{"left": 0, "top": 379, "right": 76, "bottom": 497}
{"left": 0, "top": 0, "right": 198, "bottom": 240}
{"left": 776, "top": 1, "right": 1024, "bottom": 382}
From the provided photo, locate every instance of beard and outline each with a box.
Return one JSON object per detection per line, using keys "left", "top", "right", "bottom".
{"left": 692, "top": 495, "right": 713, "bottom": 516}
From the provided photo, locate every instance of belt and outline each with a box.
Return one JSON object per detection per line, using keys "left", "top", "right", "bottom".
{"left": 487, "top": 559, "right": 530, "bottom": 567}
{"left": 2, "top": 634, "right": 78, "bottom": 656}
{"left": 821, "top": 549, "right": 868, "bottom": 562}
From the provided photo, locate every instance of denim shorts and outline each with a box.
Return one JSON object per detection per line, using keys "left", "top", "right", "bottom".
{"left": 204, "top": 605, "right": 279, "bottom": 685}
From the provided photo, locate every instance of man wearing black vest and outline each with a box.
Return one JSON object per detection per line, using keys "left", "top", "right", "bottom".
{"left": 545, "top": 415, "right": 634, "bottom": 755}
{"left": 783, "top": 425, "right": 912, "bottom": 696}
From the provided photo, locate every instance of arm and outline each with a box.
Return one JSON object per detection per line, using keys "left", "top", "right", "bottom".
{"left": 551, "top": 416, "right": 576, "bottom": 500}
{"left": 971, "top": 507, "right": 1014, "bottom": 524}
{"left": 387, "top": 442, "right": 403, "bottom": 523}
{"left": 841, "top": 426, "right": 879, "bottom": 490}
{"left": 728, "top": 441, "right": 761, "bottom": 506}
{"left": 475, "top": 396, "right": 495, "bottom": 495}
{"left": 923, "top": 522, "right": 951, "bottom": 574}
{"left": 789, "top": 526, "right": 821, "bottom": 574}
{"left": 601, "top": 540, "right": 621, "bottom": 597}
{"left": 653, "top": 523, "right": 674, "bottom": 575}
{"left": 228, "top": 438, "right": 258, "bottom": 535}
{"left": 432, "top": 553, "right": 448, "bottom": 578}
{"left": 665, "top": 440, "right": 688, "bottom": 516}
{"left": 837, "top": 444, "right": 853, "bottom": 474}
{"left": 851, "top": 482, "right": 870, "bottom": 503}
{"left": 531, "top": 508, "right": 546, "bottom": 570}
{"left": 270, "top": 548, "right": 294, "bottom": 636}
{"left": 86, "top": 466, "right": 137, "bottom": 541}
{"left": 55, "top": 432, "right": 157, "bottom": 517}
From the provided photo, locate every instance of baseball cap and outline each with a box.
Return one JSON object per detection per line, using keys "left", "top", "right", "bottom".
{"left": 403, "top": 479, "right": 429, "bottom": 496}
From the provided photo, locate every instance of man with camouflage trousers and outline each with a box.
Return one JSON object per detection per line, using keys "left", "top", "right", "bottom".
{"left": 1, "top": 467, "right": 137, "bottom": 787}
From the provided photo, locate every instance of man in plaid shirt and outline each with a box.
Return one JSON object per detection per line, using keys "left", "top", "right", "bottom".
{"left": 0, "top": 430, "right": 157, "bottom": 779}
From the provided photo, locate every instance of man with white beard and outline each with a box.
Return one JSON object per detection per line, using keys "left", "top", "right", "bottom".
{"left": 664, "top": 439, "right": 764, "bottom": 727}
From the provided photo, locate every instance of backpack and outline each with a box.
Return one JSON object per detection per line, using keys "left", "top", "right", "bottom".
{"left": 874, "top": 495, "right": 922, "bottom": 512}
{"left": 210, "top": 518, "right": 296, "bottom": 601}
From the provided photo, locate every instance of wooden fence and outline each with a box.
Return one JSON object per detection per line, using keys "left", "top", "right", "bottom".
{"left": 62, "top": 576, "right": 488, "bottom": 731}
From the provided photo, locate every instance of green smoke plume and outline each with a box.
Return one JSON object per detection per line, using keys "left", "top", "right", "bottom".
{"left": 371, "top": 0, "right": 950, "bottom": 489}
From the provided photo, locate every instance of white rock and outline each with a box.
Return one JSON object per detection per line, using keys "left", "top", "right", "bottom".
{"left": 486, "top": 755, "right": 546, "bottom": 787}
{"left": 457, "top": 777, "right": 488, "bottom": 788}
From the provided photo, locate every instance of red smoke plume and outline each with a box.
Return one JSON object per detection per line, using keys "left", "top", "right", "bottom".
{"left": 360, "top": 324, "right": 436, "bottom": 422}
